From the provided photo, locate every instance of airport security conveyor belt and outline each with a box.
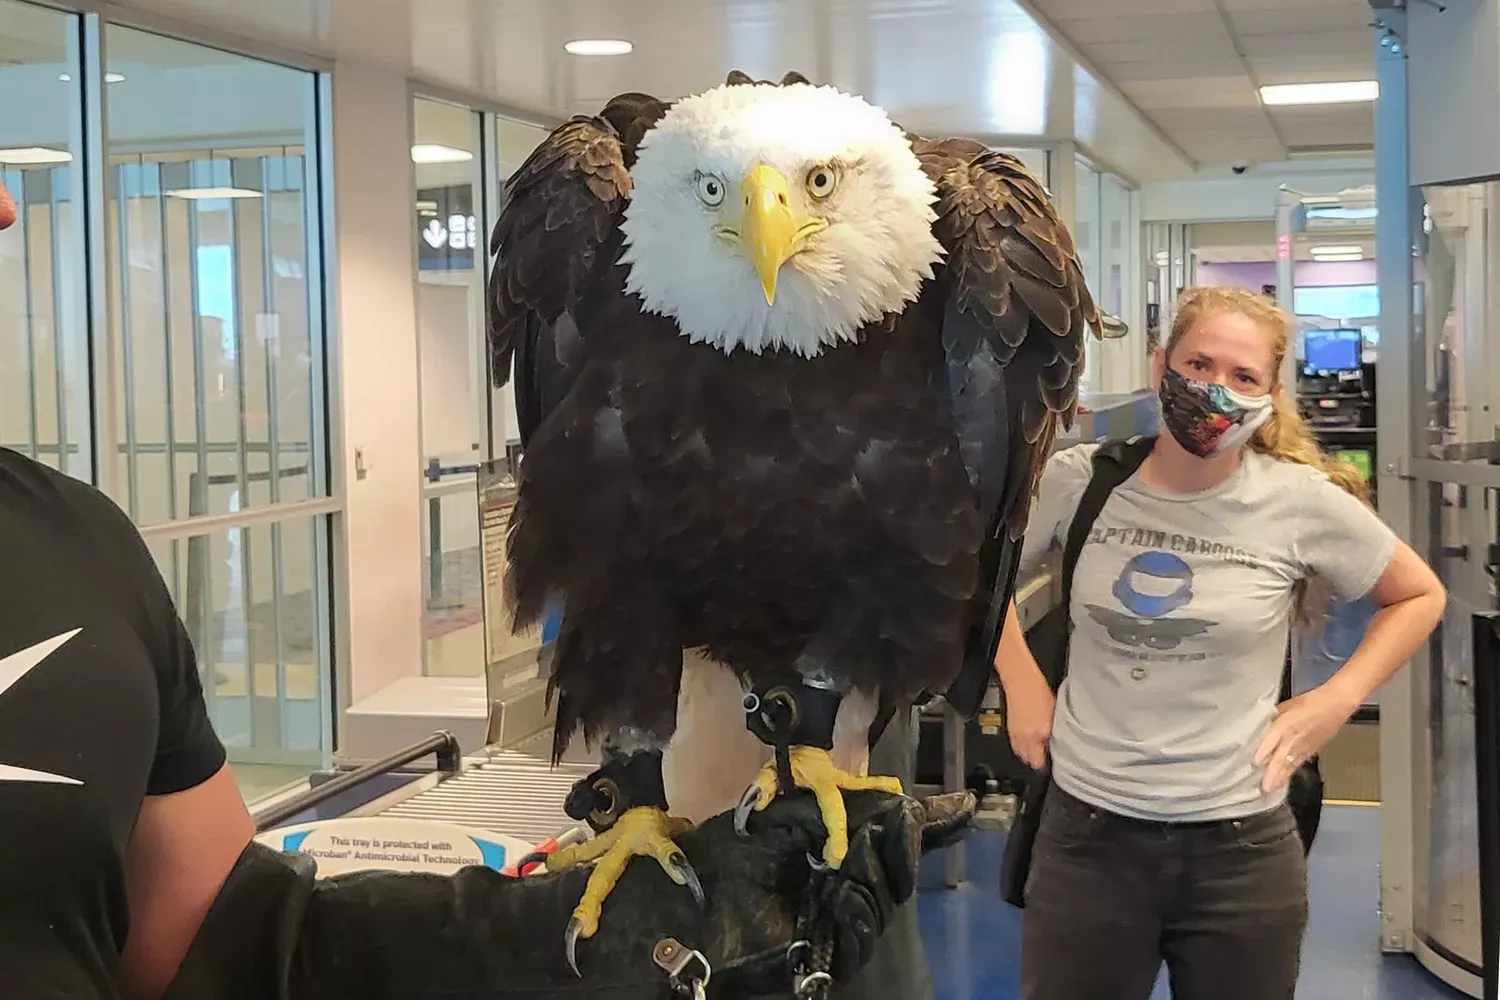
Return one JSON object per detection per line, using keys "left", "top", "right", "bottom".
{"left": 354, "top": 748, "right": 596, "bottom": 847}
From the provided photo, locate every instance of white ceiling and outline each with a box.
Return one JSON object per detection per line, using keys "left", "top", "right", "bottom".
{"left": 1030, "top": 0, "right": 1377, "bottom": 166}
{"left": 70, "top": 0, "right": 1378, "bottom": 181}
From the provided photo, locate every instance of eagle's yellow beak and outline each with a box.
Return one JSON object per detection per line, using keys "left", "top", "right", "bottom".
{"left": 739, "top": 165, "right": 822, "bottom": 305}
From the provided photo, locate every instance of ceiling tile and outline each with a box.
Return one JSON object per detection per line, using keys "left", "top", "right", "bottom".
{"left": 1248, "top": 52, "right": 1373, "bottom": 84}
{"left": 1100, "top": 55, "right": 1253, "bottom": 83}
{"left": 1120, "top": 76, "right": 1261, "bottom": 109}
{"left": 1228, "top": 7, "right": 1371, "bottom": 35}
{"left": 1033, "top": 0, "right": 1217, "bottom": 17}
{"left": 1084, "top": 35, "right": 1240, "bottom": 63}
{"left": 1150, "top": 106, "right": 1275, "bottom": 132}
{"left": 1050, "top": 11, "right": 1225, "bottom": 44}
{"left": 1178, "top": 135, "right": 1289, "bottom": 162}
{"left": 1217, "top": 0, "right": 1369, "bottom": 10}
{"left": 1238, "top": 29, "right": 1373, "bottom": 58}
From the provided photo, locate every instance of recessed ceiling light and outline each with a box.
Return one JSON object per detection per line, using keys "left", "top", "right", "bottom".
{"left": 165, "top": 187, "right": 264, "bottom": 200}
{"left": 57, "top": 72, "right": 125, "bottom": 83}
{"left": 1309, "top": 245, "right": 1362, "bottom": 256}
{"left": 1260, "top": 81, "right": 1378, "bottom": 106}
{"left": 411, "top": 143, "right": 474, "bottom": 164}
{"left": 1310, "top": 252, "right": 1363, "bottom": 262}
{"left": 564, "top": 39, "right": 633, "bottom": 56}
{"left": 0, "top": 146, "right": 73, "bottom": 165}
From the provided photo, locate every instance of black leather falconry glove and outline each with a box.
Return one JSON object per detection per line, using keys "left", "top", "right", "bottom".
{"left": 165, "top": 790, "right": 974, "bottom": 1000}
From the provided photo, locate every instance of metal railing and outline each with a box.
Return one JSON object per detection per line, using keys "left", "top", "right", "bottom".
{"left": 252, "top": 730, "right": 463, "bottom": 833}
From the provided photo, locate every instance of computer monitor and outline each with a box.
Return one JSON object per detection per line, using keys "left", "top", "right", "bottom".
{"left": 1302, "top": 327, "right": 1362, "bottom": 375}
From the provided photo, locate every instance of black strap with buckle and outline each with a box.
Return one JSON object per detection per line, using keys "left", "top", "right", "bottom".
{"left": 563, "top": 748, "right": 667, "bottom": 833}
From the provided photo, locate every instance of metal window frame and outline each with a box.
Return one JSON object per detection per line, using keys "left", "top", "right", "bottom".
{"left": 1372, "top": 7, "right": 1425, "bottom": 960}
{"left": 5, "top": 1, "right": 347, "bottom": 771}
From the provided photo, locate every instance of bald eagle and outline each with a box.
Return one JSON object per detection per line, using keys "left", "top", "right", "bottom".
{"left": 489, "top": 70, "right": 1109, "bottom": 968}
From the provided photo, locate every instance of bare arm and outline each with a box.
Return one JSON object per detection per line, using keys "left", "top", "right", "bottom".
{"left": 993, "top": 599, "right": 1047, "bottom": 693}
{"left": 1257, "top": 538, "right": 1445, "bottom": 791}
{"left": 1321, "top": 539, "right": 1446, "bottom": 711}
{"left": 119, "top": 764, "right": 254, "bottom": 1000}
{"left": 993, "top": 599, "right": 1056, "bottom": 770}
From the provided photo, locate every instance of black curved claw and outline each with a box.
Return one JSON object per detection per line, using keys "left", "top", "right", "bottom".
{"left": 565, "top": 917, "right": 583, "bottom": 978}
{"left": 734, "top": 784, "right": 764, "bottom": 837}
{"left": 806, "top": 852, "right": 831, "bottom": 872}
{"left": 517, "top": 851, "right": 549, "bottom": 872}
{"left": 669, "top": 851, "right": 706, "bottom": 909}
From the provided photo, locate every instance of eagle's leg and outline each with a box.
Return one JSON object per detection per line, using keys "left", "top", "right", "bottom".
{"left": 540, "top": 733, "right": 701, "bottom": 975}
{"left": 734, "top": 678, "right": 903, "bottom": 869}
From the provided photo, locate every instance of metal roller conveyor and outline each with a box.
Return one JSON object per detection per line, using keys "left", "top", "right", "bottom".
{"left": 348, "top": 748, "right": 595, "bottom": 848}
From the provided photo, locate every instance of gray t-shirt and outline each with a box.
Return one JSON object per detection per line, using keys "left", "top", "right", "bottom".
{"left": 1018, "top": 442, "right": 1398, "bottom": 822}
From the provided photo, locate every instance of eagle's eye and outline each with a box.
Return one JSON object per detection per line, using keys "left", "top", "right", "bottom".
{"left": 695, "top": 172, "right": 726, "bottom": 207}
{"left": 806, "top": 165, "right": 838, "bottom": 200}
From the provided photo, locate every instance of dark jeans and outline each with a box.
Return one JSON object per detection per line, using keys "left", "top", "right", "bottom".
{"left": 1021, "top": 783, "right": 1308, "bottom": 1000}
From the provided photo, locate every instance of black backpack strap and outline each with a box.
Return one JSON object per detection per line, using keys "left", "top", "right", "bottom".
{"left": 1055, "top": 436, "right": 1157, "bottom": 686}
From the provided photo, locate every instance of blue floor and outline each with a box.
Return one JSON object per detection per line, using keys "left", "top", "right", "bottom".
{"left": 915, "top": 805, "right": 1470, "bottom": 1000}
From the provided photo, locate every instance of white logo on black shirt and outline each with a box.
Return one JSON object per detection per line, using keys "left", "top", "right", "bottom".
{"left": 0, "top": 630, "right": 85, "bottom": 786}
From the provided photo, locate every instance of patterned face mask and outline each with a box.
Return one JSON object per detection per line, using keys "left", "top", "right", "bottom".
{"left": 1157, "top": 365, "right": 1274, "bottom": 459}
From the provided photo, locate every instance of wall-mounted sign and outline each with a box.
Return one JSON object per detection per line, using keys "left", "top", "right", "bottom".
{"left": 417, "top": 184, "right": 478, "bottom": 272}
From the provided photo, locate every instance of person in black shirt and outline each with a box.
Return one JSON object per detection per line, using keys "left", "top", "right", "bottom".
{"left": 0, "top": 443, "right": 970, "bottom": 999}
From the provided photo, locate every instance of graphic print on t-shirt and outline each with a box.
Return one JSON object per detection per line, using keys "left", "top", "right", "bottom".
{"left": 1079, "top": 523, "right": 1263, "bottom": 662}
{"left": 0, "top": 629, "right": 85, "bottom": 786}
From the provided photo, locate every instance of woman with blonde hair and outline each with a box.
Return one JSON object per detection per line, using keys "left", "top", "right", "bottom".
{"left": 996, "top": 285, "right": 1445, "bottom": 999}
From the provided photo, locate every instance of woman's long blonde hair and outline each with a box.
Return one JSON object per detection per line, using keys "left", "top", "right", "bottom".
{"left": 1166, "top": 285, "right": 1370, "bottom": 621}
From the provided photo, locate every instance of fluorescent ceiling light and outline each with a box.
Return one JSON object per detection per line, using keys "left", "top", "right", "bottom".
{"left": 165, "top": 187, "right": 264, "bottom": 200}
{"left": 1309, "top": 245, "right": 1362, "bottom": 256}
{"left": 57, "top": 72, "right": 125, "bottom": 83}
{"left": 1311, "top": 252, "right": 1363, "bottom": 262}
{"left": 564, "top": 39, "right": 633, "bottom": 56}
{"left": 411, "top": 143, "right": 474, "bottom": 164}
{"left": 1260, "top": 81, "right": 1378, "bottom": 106}
{"left": 0, "top": 146, "right": 73, "bottom": 164}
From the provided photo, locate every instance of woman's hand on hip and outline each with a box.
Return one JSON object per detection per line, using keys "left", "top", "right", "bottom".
{"left": 1254, "top": 684, "right": 1361, "bottom": 793}
{"left": 1005, "top": 673, "right": 1057, "bottom": 771}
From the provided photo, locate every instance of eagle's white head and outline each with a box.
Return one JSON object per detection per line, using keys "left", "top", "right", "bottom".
{"left": 618, "top": 79, "right": 946, "bottom": 357}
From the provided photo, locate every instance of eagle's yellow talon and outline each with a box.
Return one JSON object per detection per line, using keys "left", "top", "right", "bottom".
{"left": 557, "top": 805, "right": 700, "bottom": 972}
{"left": 737, "top": 746, "right": 904, "bottom": 869}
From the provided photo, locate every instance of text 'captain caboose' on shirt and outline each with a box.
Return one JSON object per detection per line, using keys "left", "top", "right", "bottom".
{"left": 0, "top": 448, "right": 226, "bottom": 998}
{"left": 1019, "top": 442, "right": 1397, "bottom": 822}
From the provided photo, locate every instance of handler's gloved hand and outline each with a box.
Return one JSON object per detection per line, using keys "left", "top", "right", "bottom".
{"left": 165, "top": 790, "right": 974, "bottom": 1000}
{"left": 743, "top": 789, "right": 975, "bottom": 987}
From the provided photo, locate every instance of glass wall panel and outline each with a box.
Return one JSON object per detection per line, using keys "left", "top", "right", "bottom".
{"left": 1416, "top": 479, "right": 1493, "bottom": 976}
{"left": 145, "top": 512, "right": 333, "bottom": 795}
{"left": 1099, "top": 173, "right": 1130, "bottom": 321}
{"left": 414, "top": 97, "right": 488, "bottom": 677}
{"left": 0, "top": 0, "right": 92, "bottom": 481}
{"left": 102, "top": 26, "right": 326, "bottom": 528}
{"left": 1075, "top": 157, "right": 1101, "bottom": 394}
{"left": 1409, "top": 177, "right": 1500, "bottom": 983}
{"left": 104, "top": 25, "right": 332, "bottom": 788}
{"left": 1417, "top": 181, "right": 1500, "bottom": 465}
{"left": 418, "top": 114, "right": 552, "bottom": 678}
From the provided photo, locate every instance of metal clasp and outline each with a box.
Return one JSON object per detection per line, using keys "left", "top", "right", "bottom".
{"left": 653, "top": 938, "right": 711, "bottom": 1000}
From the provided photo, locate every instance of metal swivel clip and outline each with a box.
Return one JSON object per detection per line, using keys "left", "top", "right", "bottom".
{"left": 653, "top": 937, "right": 712, "bottom": 1000}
